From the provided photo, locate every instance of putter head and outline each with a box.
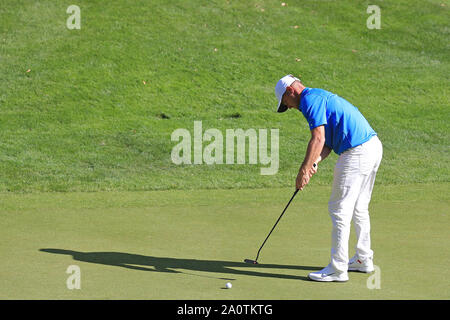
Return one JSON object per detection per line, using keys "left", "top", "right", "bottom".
{"left": 244, "top": 259, "right": 258, "bottom": 265}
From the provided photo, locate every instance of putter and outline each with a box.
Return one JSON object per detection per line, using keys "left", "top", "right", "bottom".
{"left": 244, "top": 188, "right": 300, "bottom": 265}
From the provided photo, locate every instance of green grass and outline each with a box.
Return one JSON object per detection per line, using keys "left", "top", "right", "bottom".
{"left": 0, "top": 0, "right": 449, "bottom": 300}
{"left": 0, "top": 184, "right": 448, "bottom": 299}
{"left": 0, "top": 0, "right": 449, "bottom": 192}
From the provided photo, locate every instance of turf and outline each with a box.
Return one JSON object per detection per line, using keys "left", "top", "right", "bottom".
{"left": 0, "top": 0, "right": 449, "bottom": 301}
{"left": 1, "top": 184, "right": 448, "bottom": 299}
{"left": 0, "top": 0, "right": 449, "bottom": 192}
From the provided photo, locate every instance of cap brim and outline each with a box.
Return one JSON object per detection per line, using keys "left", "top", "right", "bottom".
{"left": 277, "top": 103, "right": 288, "bottom": 113}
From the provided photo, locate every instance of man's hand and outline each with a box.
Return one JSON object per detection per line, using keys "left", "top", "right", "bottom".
{"left": 296, "top": 163, "right": 317, "bottom": 190}
{"left": 296, "top": 170, "right": 309, "bottom": 191}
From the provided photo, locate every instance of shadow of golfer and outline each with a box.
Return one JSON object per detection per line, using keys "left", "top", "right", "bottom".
{"left": 40, "top": 249, "right": 320, "bottom": 281}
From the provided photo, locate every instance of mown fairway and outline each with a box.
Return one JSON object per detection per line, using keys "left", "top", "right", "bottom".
{"left": 1, "top": 184, "right": 448, "bottom": 299}
{"left": 0, "top": 0, "right": 449, "bottom": 300}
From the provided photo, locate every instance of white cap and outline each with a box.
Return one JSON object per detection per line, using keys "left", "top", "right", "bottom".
{"left": 275, "top": 74, "right": 300, "bottom": 113}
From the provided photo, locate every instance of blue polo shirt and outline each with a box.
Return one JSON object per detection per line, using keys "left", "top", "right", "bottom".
{"left": 299, "top": 88, "right": 377, "bottom": 155}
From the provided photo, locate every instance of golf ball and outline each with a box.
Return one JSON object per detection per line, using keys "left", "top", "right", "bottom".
{"left": 226, "top": 282, "right": 232, "bottom": 289}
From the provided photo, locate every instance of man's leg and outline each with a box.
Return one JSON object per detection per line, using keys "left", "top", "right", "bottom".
{"left": 352, "top": 174, "right": 376, "bottom": 261}
{"left": 308, "top": 149, "right": 362, "bottom": 281}
{"left": 328, "top": 148, "right": 365, "bottom": 274}
{"left": 309, "top": 137, "right": 382, "bottom": 281}
{"left": 352, "top": 136, "right": 383, "bottom": 263}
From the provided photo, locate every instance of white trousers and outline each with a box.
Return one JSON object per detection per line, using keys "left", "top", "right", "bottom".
{"left": 328, "top": 135, "right": 383, "bottom": 273}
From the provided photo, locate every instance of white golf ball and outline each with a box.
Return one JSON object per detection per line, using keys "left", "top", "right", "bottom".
{"left": 225, "top": 282, "right": 232, "bottom": 289}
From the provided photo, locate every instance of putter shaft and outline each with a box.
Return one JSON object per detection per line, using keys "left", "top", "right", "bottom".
{"left": 253, "top": 189, "right": 299, "bottom": 263}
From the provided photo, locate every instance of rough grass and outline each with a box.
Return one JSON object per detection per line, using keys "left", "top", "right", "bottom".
{"left": 0, "top": 0, "right": 449, "bottom": 192}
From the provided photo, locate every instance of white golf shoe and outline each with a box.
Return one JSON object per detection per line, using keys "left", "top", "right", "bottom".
{"left": 308, "top": 265, "right": 349, "bottom": 282}
{"left": 348, "top": 255, "right": 374, "bottom": 273}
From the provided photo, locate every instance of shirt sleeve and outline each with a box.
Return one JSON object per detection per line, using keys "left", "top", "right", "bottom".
{"left": 301, "top": 94, "right": 327, "bottom": 130}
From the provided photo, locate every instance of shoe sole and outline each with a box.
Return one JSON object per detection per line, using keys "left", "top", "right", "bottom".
{"left": 348, "top": 267, "right": 374, "bottom": 273}
{"left": 308, "top": 275, "right": 349, "bottom": 282}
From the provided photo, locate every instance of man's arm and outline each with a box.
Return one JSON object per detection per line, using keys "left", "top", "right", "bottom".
{"left": 315, "top": 144, "right": 332, "bottom": 164}
{"left": 296, "top": 125, "right": 325, "bottom": 190}
{"left": 310, "top": 144, "right": 332, "bottom": 175}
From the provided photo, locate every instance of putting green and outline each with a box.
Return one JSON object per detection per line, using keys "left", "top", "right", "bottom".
{"left": 0, "top": 183, "right": 448, "bottom": 299}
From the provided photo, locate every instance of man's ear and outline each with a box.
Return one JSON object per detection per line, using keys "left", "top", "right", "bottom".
{"left": 285, "top": 86, "right": 294, "bottom": 96}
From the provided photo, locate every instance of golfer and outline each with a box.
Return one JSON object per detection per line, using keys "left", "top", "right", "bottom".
{"left": 275, "top": 75, "right": 383, "bottom": 282}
